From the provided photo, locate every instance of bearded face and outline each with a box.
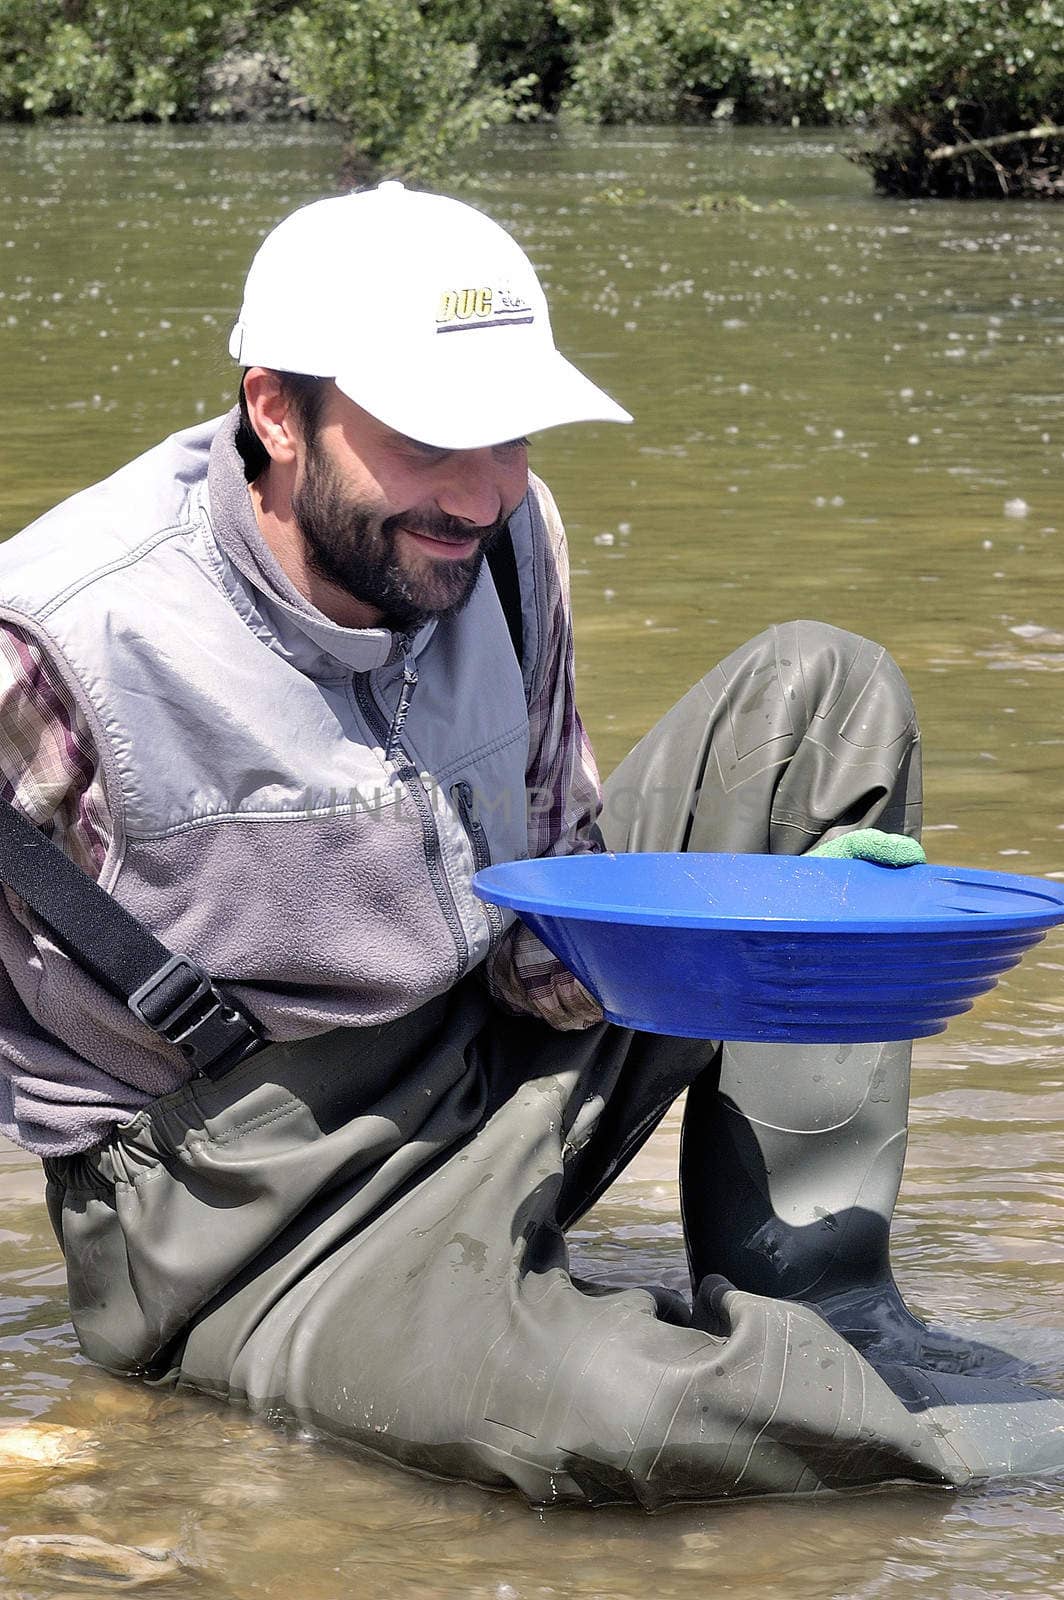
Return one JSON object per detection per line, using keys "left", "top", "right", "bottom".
{"left": 293, "top": 430, "right": 511, "bottom": 634}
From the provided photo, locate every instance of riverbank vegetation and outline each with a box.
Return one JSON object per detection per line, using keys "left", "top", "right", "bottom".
{"left": 1, "top": 0, "right": 1061, "bottom": 197}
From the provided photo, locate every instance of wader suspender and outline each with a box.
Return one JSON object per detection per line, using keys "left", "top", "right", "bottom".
{"left": 0, "top": 531, "right": 526, "bottom": 1082}
{"left": 0, "top": 793, "right": 264, "bottom": 1079}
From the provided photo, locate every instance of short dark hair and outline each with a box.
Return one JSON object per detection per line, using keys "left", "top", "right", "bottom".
{"left": 234, "top": 370, "right": 329, "bottom": 482}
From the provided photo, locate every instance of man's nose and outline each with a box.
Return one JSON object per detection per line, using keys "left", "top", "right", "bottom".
{"left": 433, "top": 451, "right": 506, "bottom": 529}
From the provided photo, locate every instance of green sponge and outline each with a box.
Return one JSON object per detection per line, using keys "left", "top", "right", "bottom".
{"left": 807, "top": 828, "right": 926, "bottom": 868}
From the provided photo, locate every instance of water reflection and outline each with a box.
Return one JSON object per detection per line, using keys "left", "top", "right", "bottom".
{"left": 0, "top": 122, "right": 1061, "bottom": 1596}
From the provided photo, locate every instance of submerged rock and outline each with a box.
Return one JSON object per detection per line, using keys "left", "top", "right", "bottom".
{"left": 0, "top": 1424, "right": 95, "bottom": 1492}
{"left": 0, "top": 1534, "right": 181, "bottom": 1589}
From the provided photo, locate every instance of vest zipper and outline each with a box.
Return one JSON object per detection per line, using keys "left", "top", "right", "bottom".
{"left": 451, "top": 780, "right": 504, "bottom": 947}
{"left": 353, "top": 665, "right": 469, "bottom": 980}
{"left": 384, "top": 641, "right": 419, "bottom": 761}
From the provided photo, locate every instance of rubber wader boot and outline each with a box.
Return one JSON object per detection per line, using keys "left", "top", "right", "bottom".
{"left": 681, "top": 1036, "right": 1026, "bottom": 1378}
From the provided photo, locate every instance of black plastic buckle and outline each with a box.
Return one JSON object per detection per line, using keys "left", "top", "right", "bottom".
{"left": 127, "top": 955, "right": 264, "bottom": 1078}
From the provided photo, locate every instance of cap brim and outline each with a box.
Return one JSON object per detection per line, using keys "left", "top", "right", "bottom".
{"left": 334, "top": 348, "right": 632, "bottom": 450}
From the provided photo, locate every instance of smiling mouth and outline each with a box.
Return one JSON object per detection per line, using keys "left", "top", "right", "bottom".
{"left": 401, "top": 526, "right": 480, "bottom": 557}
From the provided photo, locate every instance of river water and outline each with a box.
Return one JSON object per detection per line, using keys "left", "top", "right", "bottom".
{"left": 0, "top": 123, "right": 1061, "bottom": 1597}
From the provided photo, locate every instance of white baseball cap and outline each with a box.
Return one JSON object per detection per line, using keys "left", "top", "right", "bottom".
{"left": 228, "top": 181, "right": 633, "bottom": 450}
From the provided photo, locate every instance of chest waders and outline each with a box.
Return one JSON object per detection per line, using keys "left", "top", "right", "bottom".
{"left": 37, "top": 620, "right": 1064, "bottom": 1505}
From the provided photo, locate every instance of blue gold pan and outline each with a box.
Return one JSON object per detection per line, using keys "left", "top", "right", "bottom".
{"left": 474, "top": 853, "right": 1064, "bottom": 1043}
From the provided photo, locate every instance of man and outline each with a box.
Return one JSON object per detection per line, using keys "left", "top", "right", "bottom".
{"left": 0, "top": 183, "right": 1061, "bottom": 1506}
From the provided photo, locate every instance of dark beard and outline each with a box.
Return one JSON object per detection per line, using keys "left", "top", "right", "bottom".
{"left": 293, "top": 441, "right": 506, "bottom": 633}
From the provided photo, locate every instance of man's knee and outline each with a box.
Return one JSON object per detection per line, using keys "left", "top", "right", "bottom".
{"left": 601, "top": 618, "right": 920, "bottom": 855}
{"left": 718, "top": 619, "right": 917, "bottom": 753}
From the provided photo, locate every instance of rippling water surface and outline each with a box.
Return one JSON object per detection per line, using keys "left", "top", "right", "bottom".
{"left": 0, "top": 122, "right": 1061, "bottom": 1598}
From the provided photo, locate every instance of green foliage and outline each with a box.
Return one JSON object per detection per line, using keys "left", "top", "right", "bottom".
{"left": 556, "top": 0, "right": 1064, "bottom": 135}
{"left": 432, "top": 0, "right": 573, "bottom": 106}
{"left": 735, "top": 0, "right": 1064, "bottom": 194}
{"left": 0, "top": 0, "right": 250, "bottom": 120}
{"left": 557, "top": 0, "right": 748, "bottom": 124}
{"left": 0, "top": 0, "right": 1062, "bottom": 195}
{"left": 283, "top": 0, "right": 537, "bottom": 182}
{"left": 554, "top": 0, "right": 1064, "bottom": 192}
{"left": 740, "top": 0, "right": 1064, "bottom": 128}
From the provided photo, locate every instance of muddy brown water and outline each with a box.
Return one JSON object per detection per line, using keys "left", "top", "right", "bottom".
{"left": 0, "top": 122, "right": 1061, "bottom": 1598}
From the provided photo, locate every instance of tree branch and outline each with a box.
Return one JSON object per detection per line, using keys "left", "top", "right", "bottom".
{"left": 929, "top": 124, "right": 1064, "bottom": 161}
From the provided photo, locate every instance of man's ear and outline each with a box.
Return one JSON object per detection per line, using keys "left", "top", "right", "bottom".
{"left": 242, "top": 368, "right": 301, "bottom": 466}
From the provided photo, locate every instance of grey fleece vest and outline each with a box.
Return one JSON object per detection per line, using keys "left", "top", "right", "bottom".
{"left": 0, "top": 412, "right": 554, "bottom": 1152}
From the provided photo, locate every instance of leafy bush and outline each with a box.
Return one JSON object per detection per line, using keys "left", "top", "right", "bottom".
{"left": 283, "top": 0, "right": 537, "bottom": 181}
{"left": 0, "top": 0, "right": 251, "bottom": 120}
{"left": 556, "top": 0, "right": 750, "bottom": 124}
{"left": 433, "top": 0, "right": 573, "bottom": 107}
{"left": 741, "top": 0, "right": 1061, "bottom": 126}
{"left": 554, "top": 0, "right": 1064, "bottom": 193}
{"left": 738, "top": 0, "right": 1064, "bottom": 194}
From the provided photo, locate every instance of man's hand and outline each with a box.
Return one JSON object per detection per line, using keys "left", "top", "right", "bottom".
{"left": 808, "top": 828, "right": 926, "bottom": 867}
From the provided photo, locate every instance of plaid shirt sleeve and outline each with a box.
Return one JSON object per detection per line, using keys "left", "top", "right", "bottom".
{"left": 484, "top": 479, "right": 606, "bottom": 1030}
{"left": 0, "top": 625, "right": 111, "bottom": 879}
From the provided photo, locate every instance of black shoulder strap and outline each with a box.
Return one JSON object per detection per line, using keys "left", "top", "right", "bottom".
{"left": 0, "top": 798, "right": 262, "bottom": 1079}
{"left": 487, "top": 523, "right": 524, "bottom": 674}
